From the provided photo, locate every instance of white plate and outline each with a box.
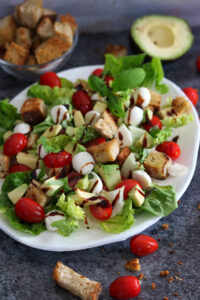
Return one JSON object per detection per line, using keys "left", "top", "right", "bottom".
{"left": 0, "top": 65, "right": 199, "bottom": 252}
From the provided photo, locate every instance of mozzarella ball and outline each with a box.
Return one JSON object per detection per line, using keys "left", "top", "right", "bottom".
{"left": 85, "top": 111, "right": 100, "bottom": 126}
{"left": 89, "top": 172, "right": 103, "bottom": 194}
{"left": 132, "top": 170, "right": 152, "bottom": 189}
{"left": 134, "top": 87, "right": 151, "bottom": 108}
{"left": 124, "top": 106, "right": 144, "bottom": 126}
{"left": 37, "top": 144, "right": 47, "bottom": 159}
{"left": 50, "top": 105, "right": 70, "bottom": 124}
{"left": 45, "top": 210, "right": 65, "bottom": 232}
{"left": 13, "top": 123, "right": 31, "bottom": 135}
{"left": 72, "top": 152, "right": 94, "bottom": 175}
{"left": 115, "top": 124, "right": 133, "bottom": 148}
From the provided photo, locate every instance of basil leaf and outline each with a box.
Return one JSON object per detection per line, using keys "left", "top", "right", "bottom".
{"left": 112, "top": 68, "right": 146, "bottom": 91}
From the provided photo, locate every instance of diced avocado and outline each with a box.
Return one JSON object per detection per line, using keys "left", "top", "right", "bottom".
{"left": 137, "top": 132, "right": 153, "bottom": 148}
{"left": 129, "top": 126, "right": 152, "bottom": 148}
{"left": 64, "top": 141, "right": 86, "bottom": 155}
{"left": 66, "top": 126, "right": 76, "bottom": 137}
{"left": 42, "top": 125, "right": 62, "bottom": 138}
{"left": 96, "top": 164, "right": 121, "bottom": 191}
{"left": 41, "top": 176, "right": 63, "bottom": 197}
{"left": 16, "top": 152, "right": 43, "bottom": 169}
{"left": 146, "top": 108, "right": 153, "bottom": 121}
{"left": 3, "top": 131, "right": 13, "bottom": 141}
{"left": 8, "top": 184, "right": 28, "bottom": 204}
{"left": 131, "top": 15, "right": 193, "bottom": 60}
{"left": 74, "top": 110, "right": 85, "bottom": 127}
{"left": 157, "top": 107, "right": 172, "bottom": 120}
{"left": 128, "top": 185, "right": 145, "bottom": 208}
{"left": 93, "top": 101, "right": 108, "bottom": 114}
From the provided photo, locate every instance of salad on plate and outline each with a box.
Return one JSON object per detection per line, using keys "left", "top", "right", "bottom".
{"left": 0, "top": 54, "right": 194, "bottom": 237}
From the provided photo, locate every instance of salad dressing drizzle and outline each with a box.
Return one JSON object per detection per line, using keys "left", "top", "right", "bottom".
{"left": 90, "top": 180, "right": 98, "bottom": 193}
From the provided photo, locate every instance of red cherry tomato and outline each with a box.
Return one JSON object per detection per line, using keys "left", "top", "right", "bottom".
{"left": 92, "top": 68, "right": 103, "bottom": 77}
{"left": 89, "top": 196, "right": 112, "bottom": 220}
{"left": 143, "top": 115, "right": 163, "bottom": 133}
{"left": 156, "top": 141, "right": 181, "bottom": 160}
{"left": 110, "top": 276, "right": 141, "bottom": 299}
{"left": 43, "top": 151, "right": 72, "bottom": 168}
{"left": 9, "top": 164, "right": 31, "bottom": 173}
{"left": 72, "top": 90, "right": 92, "bottom": 115}
{"left": 3, "top": 133, "right": 28, "bottom": 156}
{"left": 115, "top": 179, "right": 142, "bottom": 200}
{"left": 130, "top": 235, "right": 158, "bottom": 256}
{"left": 15, "top": 197, "right": 45, "bottom": 223}
{"left": 67, "top": 171, "right": 82, "bottom": 189}
{"left": 183, "top": 87, "right": 198, "bottom": 106}
{"left": 40, "top": 72, "right": 61, "bottom": 88}
{"left": 196, "top": 55, "right": 200, "bottom": 72}
{"left": 84, "top": 137, "right": 106, "bottom": 148}
{"left": 105, "top": 75, "right": 114, "bottom": 86}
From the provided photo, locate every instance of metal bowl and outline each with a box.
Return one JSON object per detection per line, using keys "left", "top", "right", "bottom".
{"left": 0, "top": 31, "right": 78, "bottom": 81}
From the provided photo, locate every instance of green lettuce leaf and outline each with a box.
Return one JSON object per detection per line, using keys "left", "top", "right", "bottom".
{"left": 51, "top": 219, "right": 79, "bottom": 236}
{"left": 60, "top": 77, "right": 74, "bottom": 88}
{"left": 142, "top": 184, "right": 177, "bottom": 217}
{"left": 76, "top": 175, "right": 90, "bottom": 190}
{"left": 150, "top": 127, "right": 172, "bottom": 147}
{"left": 0, "top": 99, "right": 20, "bottom": 131}
{"left": 2, "top": 172, "right": 32, "bottom": 194}
{"left": 56, "top": 193, "right": 85, "bottom": 220}
{"left": 112, "top": 68, "right": 146, "bottom": 91}
{"left": 32, "top": 115, "right": 54, "bottom": 134}
{"left": 39, "top": 135, "right": 71, "bottom": 153}
{"left": 80, "top": 127, "right": 100, "bottom": 144}
{"left": 161, "top": 114, "right": 194, "bottom": 128}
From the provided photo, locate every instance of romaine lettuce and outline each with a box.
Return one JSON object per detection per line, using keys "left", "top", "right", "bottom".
{"left": 161, "top": 114, "right": 194, "bottom": 128}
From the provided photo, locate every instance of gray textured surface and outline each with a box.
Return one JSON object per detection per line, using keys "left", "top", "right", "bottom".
{"left": 0, "top": 28, "right": 200, "bottom": 300}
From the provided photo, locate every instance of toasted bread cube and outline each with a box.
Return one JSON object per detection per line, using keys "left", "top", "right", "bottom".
{"left": 53, "top": 261, "right": 102, "bottom": 300}
{"left": 54, "top": 21, "right": 73, "bottom": 47}
{"left": 26, "top": 54, "right": 37, "bottom": 65}
{"left": 35, "top": 36, "right": 70, "bottom": 64}
{"left": 20, "top": 98, "right": 47, "bottom": 125}
{"left": 0, "top": 153, "right": 10, "bottom": 179}
{"left": 32, "top": 34, "right": 42, "bottom": 50}
{"left": 105, "top": 44, "right": 127, "bottom": 57}
{"left": 4, "top": 42, "right": 29, "bottom": 65}
{"left": 16, "top": 27, "right": 32, "bottom": 49}
{"left": 26, "top": 180, "right": 49, "bottom": 207}
{"left": 125, "top": 258, "right": 141, "bottom": 272}
{"left": 148, "top": 90, "right": 161, "bottom": 111}
{"left": 172, "top": 97, "right": 191, "bottom": 115}
{"left": 93, "top": 110, "right": 118, "bottom": 139}
{"left": 15, "top": 0, "right": 43, "bottom": 29}
{"left": 27, "top": 133, "right": 38, "bottom": 149}
{"left": 88, "top": 139, "right": 119, "bottom": 163}
{"left": 0, "top": 15, "right": 16, "bottom": 47}
{"left": 60, "top": 14, "right": 77, "bottom": 35}
{"left": 117, "top": 146, "right": 131, "bottom": 166}
{"left": 144, "top": 150, "right": 171, "bottom": 180}
{"left": 37, "top": 16, "right": 54, "bottom": 40}
{"left": 42, "top": 8, "right": 57, "bottom": 22}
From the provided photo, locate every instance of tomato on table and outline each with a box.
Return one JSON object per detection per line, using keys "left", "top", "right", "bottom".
{"left": 3, "top": 133, "right": 28, "bottom": 156}
{"left": 115, "top": 179, "right": 142, "bottom": 200}
{"left": 183, "top": 87, "right": 198, "bottom": 106}
{"left": 143, "top": 115, "right": 163, "bottom": 133}
{"left": 92, "top": 68, "right": 103, "bottom": 77}
{"left": 89, "top": 196, "right": 112, "bottom": 220}
{"left": 9, "top": 164, "right": 31, "bottom": 173}
{"left": 109, "top": 276, "right": 141, "bottom": 299}
{"left": 156, "top": 141, "right": 181, "bottom": 160}
{"left": 130, "top": 235, "right": 158, "bottom": 256}
{"left": 15, "top": 197, "right": 45, "bottom": 223}
{"left": 40, "top": 72, "right": 61, "bottom": 88}
{"left": 44, "top": 151, "right": 72, "bottom": 168}
{"left": 84, "top": 137, "right": 106, "bottom": 148}
{"left": 72, "top": 90, "right": 92, "bottom": 115}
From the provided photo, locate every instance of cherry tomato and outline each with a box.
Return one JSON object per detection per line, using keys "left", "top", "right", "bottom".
{"left": 84, "top": 137, "right": 106, "bottom": 148}
{"left": 143, "top": 115, "right": 163, "bottom": 133}
{"left": 40, "top": 72, "right": 61, "bottom": 88}
{"left": 183, "top": 87, "right": 198, "bottom": 106}
{"left": 130, "top": 235, "right": 158, "bottom": 256}
{"left": 110, "top": 276, "right": 141, "bottom": 299}
{"left": 196, "top": 55, "right": 200, "bottom": 72}
{"left": 15, "top": 197, "right": 45, "bottom": 223}
{"left": 9, "top": 164, "right": 31, "bottom": 173}
{"left": 92, "top": 68, "right": 103, "bottom": 77}
{"left": 115, "top": 179, "right": 142, "bottom": 200}
{"left": 67, "top": 171, "right": 82, "bottom": 189}
{"left": 156, "top": 141, "right": 181, "bottom": 160}
{"left": 44, "top": 151, "right": 72, "bottom": 168}
{"left": 105, "top": 75, "right": 114, "bottom": 86}
{"left": 3, "top": 133, "right": 28, "bottom": 156}
{"left": 72, "top": 90, "right": 92, "bottom": 115}
{"left": 89, "top": 196, "right": 112, "bottom": 220}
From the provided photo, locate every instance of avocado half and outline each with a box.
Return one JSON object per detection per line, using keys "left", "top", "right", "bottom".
{"left": 131, "top": 15, "right": 193, "bottom": 60}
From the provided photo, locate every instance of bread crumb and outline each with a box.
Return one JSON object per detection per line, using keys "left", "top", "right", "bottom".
{"left": 163, "top": 297, "right": 169, "bottom": 300}
{"left": 169, "top": 242, "right": 173, "bottom": 247}
{"left": 162, "top": 223, "right": 169, "bottom": 230}
{"left": 151, "top": 282, "right": 156, "bottom": 290}
{"left": 101, "top": 249, "right": 105, "bottom": 253}
{"left": 158, "top": 237, "right": 162, "bottom": 242}
{"left": 160, "top": 270, "right": 169, "bottom": 277}
{"left": 169, "top": 250, "right": 175, "bottom": 254}
{"left": 105, "top": 44, "right": 127, "bottom": 57}
{"left": 198, "top": 203, "right": 200, "bottom": 210}
{"left": 178, "top": 200, "right": 181, "bottom": 205}
{"left": 174, "top": 292, "right": 179, "bottom": 297}
{"left": 137, "top": 273, "right": 144, "bottom": 280}
{"left": 125, "top": 258, "right": 141, "bottom": 272}
{"left": 175, "top": 275, "right": 184, "bottom": 281}
{"left": 177, "top": 260, "right": 183, "bottom": 265}
{"left": 168, "top": 276, "right": 173, "bottom": 284}
{"left": 177, "top": 272, "right": 181, "bottom": 276}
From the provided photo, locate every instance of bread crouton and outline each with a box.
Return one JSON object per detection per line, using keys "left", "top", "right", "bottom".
{"left": 26, "top": 180, "right": 49, "bottom": 207}
{"left": 93, "top": 110, "right": 118, "bottom": 139}
{"left": 26, "top": 54, "right": 37, "bottom": 65}
{"left": 32, "top": 34, "right": 42, "bottom": 50}
{"left": 0, "top": 15, "right": 17, "bottom": 47}
{"left": 37, "top": 16, "right": 54, "bottom": 40}
{"left": 15, "top": 0, "right": 43, "bottom": 29}
{"left": 42, "top": 8, "right": 57, "bottom": 22}
{"left": 148, "top": 90, "right": 161, "bottom": 112}
{"left": 35, "top": 36, "right": 70, "bottom": 64}
{"left": 87, "top": 139, "right": 119, "bottom": 163}
{"left": 172, "top": 97, "right": 191, "bottom": 115}
{"left": 144, "top": 150, "right": 171, "bottom": 180}
{"left": 117, "top": 146, "right": 131, "bottom": 166}
{"left": 27, "top": 133, "right": 38, "bottom": 149}
{"left": 16, "top": 27, "right": 32, "bottom": 49}
{"left": 53, "top": 261, "right": 102, "bottom": 300}
{"left": 60, "top": 14, "right": 77, "bottom": 35}
{"left": 0, "top": 152, "right": 10, "bottom": 179}
{"left": 125, "top": 258, "right": 141, "bottom": 272}
{"left": 4, "top": 42, "right": 29, "bottom": 65}
{"left": 20, "top": 98, "right": 47, "bottom": 125}
{"left": 105, "top": 44, "right": 127, "bottom": 57}
{"left": 54, "top": 21, "right": 73, "bottom": 47}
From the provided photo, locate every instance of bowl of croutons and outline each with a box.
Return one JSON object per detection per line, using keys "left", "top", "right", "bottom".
{"left": 0, "top": 0, "right": 78, "bottom": 81}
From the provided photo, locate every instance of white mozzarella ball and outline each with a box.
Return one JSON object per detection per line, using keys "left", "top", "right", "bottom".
{"left": 72, "top": 152, "right": 94, "bottom": 175}
{"left": 124, "top": 106, "right": 144, "bottom": 126}
{"left": 121, "top": 153, "right": 136, "bottom": 179}
{"left": 13, "top": 123, "right": 31, "bottom": 135}
{"left": 168, "top": 163, "right": 187, "bottom": 177}
{"left": 50, "top": 105, "right": 70, "bottom": 124}
{"left": 132, "top": 170, "right": 152, "bottom": 189}
{"left": 134, "top": 87, "right": 151, "bottom": 108}
{"left": 85, "top": 111, "right": 100, "bottom": 126}
{"left": 37, "top": 144, "right": 47, "bottom": 159}
{"left": 101, "top": 187, "right": 125, "bottom": 218}
{"left": 89, "top": 172, "right": 103, "bottom": 194}
{"left": 45, "top": 210, "right": 65, "bottom": 232}
{"left": 115, "top": 124, "right": 133, "bottom": 148}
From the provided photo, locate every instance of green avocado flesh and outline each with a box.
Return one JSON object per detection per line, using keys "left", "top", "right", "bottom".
{"left": 131, "top": 15, "right": 193, "bottom": 60}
